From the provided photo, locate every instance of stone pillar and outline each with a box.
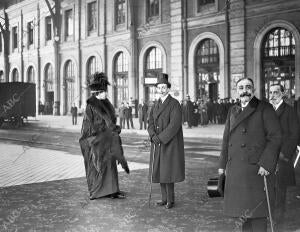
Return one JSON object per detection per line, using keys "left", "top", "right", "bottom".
{"left": 170, "top": 0, "right": 183, "bottom": 101}
{"left": 229, "top": 0, "right": 245, "bottom": 98}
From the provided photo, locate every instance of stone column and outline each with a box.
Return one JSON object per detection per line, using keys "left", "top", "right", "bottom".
{"left": 229, "top": 0, "right": 245, "bottom": 98}
{"left": 170, "top": 0, "right": 183, "bottom": 101}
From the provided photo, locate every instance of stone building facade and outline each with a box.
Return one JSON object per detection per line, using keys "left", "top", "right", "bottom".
{"left": 0, "top": 0, "right": 299, "bottom": 115}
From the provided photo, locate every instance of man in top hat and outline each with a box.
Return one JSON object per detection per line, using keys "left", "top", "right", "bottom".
{"left": 148, "top": 73, "right": 185, "bottom": 209}
{"left": 269, "top": 83, "right": 299, "bottom": 230}
{"left": 218, "top": 78, "right": 282, "bottom": 231}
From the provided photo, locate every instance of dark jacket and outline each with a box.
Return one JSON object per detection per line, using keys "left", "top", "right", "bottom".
{"left": 276, "top": 101, "right": 299, "bottom": 186}
{"left": 219, "top": 96, "right": 282, "bottom": 218}
{"left": 148, "top": 95, "right": 185, "bottom": 183}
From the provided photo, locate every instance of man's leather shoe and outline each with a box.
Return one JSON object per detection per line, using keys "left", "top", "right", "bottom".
{"left": 156, "top": 201, "right": 167, "bottom": 206}
{"left": 165, "top": 202, "right": 174, "bottom": 209}
{"left": 110, "top": 192, "right": 126, "bottom": 199}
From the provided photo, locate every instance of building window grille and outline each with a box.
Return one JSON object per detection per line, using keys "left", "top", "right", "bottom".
{"left": 87, "top": 56, "right": 100, "bottom": 77}
{"left": 88, "top": 1, "right": 97, "bottom": 32}
{"left": 195, "top": 39, "right": 219, "bottom": 100}
{"left": 27, "top": 21, "right": 34, "bottom": 45}
{"left": 45, "top": 63, "right": 53, "bottom": 91}
{"left": 65, "top": 9, "right": 73, "bottom": 38}
{"left": 27, "top": 66, "right": 35, "bottom": 83}
{"left": 115, "top": 0, "right": 126, "bottom": 25}
{"left": 262, "top": 27, "right": 296, "bottom": 100}
{"left": 114, "top": 52, "right": 129, "bottom": 108}
{"left": 145, "top": 47, "right": 162, "bottom": 102}
{"left": 65, "top": 60, "right": 75, "bottom": 112}
{"left": 147, "top": 0, "right": 159, "bottom": 19}
{"left": 12, "top": 26, "right": 18, "bottom": 50}
{"left": 45, "top": 16, "right": 52, "bottom": 41}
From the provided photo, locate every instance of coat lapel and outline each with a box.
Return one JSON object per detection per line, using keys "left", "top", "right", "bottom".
{"left": 229, "top": 96, "right": 259, "bottom": 133}
{"left": 153, "top": 95, "right": 171, "bottom": 120}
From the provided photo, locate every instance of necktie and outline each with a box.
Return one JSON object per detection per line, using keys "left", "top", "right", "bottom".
{"left": 158, "top": 99, "right": 162, "bottom": 109}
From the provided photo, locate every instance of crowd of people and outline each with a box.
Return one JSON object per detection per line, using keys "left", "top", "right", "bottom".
{"left": 181, "top": 96, "right": 240, "bottom": 127}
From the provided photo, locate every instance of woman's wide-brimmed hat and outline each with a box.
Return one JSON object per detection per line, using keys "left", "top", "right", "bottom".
{"left": 155, "top": 73, "right": 171, "bottom": 88}
{"left": 88, "top": 72, "right": 110, "bottom": 92}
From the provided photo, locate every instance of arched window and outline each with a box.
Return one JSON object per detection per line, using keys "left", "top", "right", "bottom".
{"left": 262, "top": 28, "right": 295, "bottom": 100}
{"left": 65, "top": 60, "right": 75, "bottom": 113}
{"left": 12, "top": 68, "right": 19, "bottom": 82}
{"left": 44, "top": 63, "right": 54, "bottom": 114}
{"left": 0, "top": 70, "right": 4, "bottom": 82}
{"left": 114, "top": 52, "right": 128, "bottom": 108}
{"left": 27, "top": 66, "right": 35, "bottom": 83}
{"left": 87, "top": 56, "right": 99, "bottom": 77}
{"left": 45, "top": 63, "right": 53, "bottom": 91}
{"left": 195, "top": 39, "right": 219, "bottom": 101}
{"left": 145, "top": 47, "right": 162, "bottom": 102}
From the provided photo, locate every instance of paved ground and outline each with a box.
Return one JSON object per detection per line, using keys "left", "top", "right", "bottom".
{"left": 0, "top": 116, "right": 299, "bottom": 232}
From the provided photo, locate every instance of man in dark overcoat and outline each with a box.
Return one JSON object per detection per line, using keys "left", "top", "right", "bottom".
{"left": 138, "top": 99, "right": 148, "bottom": 130}
{"left": 269, "top": 84, "right": 299, "bottom": 230}
{"left": 148, "top": 73, "right": 185, "bottom": 209}
{"left": 218, "top": 78, "right": 282, "bottom": 232}
{"left": 71, "top": 103, "right": 78, "bottom": 125}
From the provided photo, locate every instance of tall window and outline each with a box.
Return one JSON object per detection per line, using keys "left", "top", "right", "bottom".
{"left": 147, "top": 0, "right": 159, "bottom": 19}
{"left": 262, "top": 28, "right": 295, "bottom": 100}
{"left": 145, "top": 47, "right": 162, "bottom": 102}
{"left": 65, "top": 60, "right": 75, "bottom": 112}
{"left": 87, "top": 56, "right": 100, "bottom": 77}
{"left": 65, "top": 9, "right": 73, "bottom": 38}
{"left": 197, "top": 0, "right": 215, "bottom": 12}
{"left": 12, "top": 68, "right": 19, "bottom": 82}
{"left": 195, "top": 39, "right": 219, "bottom": 100}
{"left": 116, "top": 0, "right": 126, "bottom": 25}
{"left": 27, "top": 66, "right": 35, "bottom": 83}
{"left": 114, "top": 52, "right": 129, "bottom": 107}
{"left": 45, "top": 63, "right": 53, "bottom": 91}
{"left": 12, "top": 26, "right": 18, "bottom": 50}
{"left": 0, "top": 32, "right": 2, "bottom": 53}
{"left": 88, "top": 1, "right": 97, "bottom": 33}
{"left": 27, "top": 21, "right": 34, "bottom": 45}
{"left": 0, "top": 71, "right": 4, "bottom": 82}
{"left": 45, "top": 16, "right": 52, "bottom": 41}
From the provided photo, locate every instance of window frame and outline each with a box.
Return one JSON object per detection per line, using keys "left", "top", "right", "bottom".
{"left": 147, "top": 0, "right": 160, "bottom": 21}
{"left": 45, "top": 16, "right": 52, "bottom": 42}
{"left": 27, "top": 21, "right": 34, "bottom": 47}
{"left": 0, "top": 32, "right": 2, "bottom": 53}
{"left": 115, "top": 0, "right": 127, "bottom": 30}
{"left": 87, "top": 1, "right": 97, "bottom": 35}
{"left": 195, "top": 0, "right": 218, "bottom": 15}
{"left": 64, "top": 8, "right": 74, "bottom": 41}
{"left": 12, "top": 26, "right": 18, "bottom": 51}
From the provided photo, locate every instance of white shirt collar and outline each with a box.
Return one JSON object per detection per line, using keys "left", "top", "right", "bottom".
{"left": 160, "top": 94, "right": 169, "bottom": 103}
{"left": 273, "top": 99, "right": 283, "bottom": 111}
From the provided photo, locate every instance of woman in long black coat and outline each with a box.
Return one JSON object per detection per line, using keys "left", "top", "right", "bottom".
{"left": 79, "top": 72, "right": 129, "bottom": 200}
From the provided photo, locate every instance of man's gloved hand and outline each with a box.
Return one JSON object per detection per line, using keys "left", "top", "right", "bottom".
{"left": 152, "top": 134, "right": 160, "bottom": 145}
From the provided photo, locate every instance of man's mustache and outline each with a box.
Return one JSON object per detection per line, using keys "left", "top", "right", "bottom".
{"left": 240, "top": 93, "right": 252, "bottom": 97}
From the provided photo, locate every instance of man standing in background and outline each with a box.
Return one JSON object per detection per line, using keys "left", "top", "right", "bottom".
{"left": 269, "top": 83, "right": 299, "bottom": 231}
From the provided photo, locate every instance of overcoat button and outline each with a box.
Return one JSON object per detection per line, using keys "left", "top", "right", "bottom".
{"left": 242, "top": 128, "right": 246, "bottom": 133}
{"left": 229, "top": 143, "right": 232, "bottom": 147}
{"left": 241, "top": 144, "right": 246, "bottom": 147}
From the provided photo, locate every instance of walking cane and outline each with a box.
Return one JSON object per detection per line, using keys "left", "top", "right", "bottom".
{"left": 148, "top": 143, "right": 156, "bottom": 208}
{"left": 264, "top": 175, "right": 274, "bottom": 232}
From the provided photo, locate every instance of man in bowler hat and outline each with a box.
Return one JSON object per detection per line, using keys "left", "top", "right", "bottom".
{"left": 148, "top": 73, "right": 185, "bottom": 209}
{"left": 219, "top": 78, "right": 282, "bottom": 231}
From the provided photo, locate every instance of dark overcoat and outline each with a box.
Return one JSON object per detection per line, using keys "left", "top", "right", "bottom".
{"left": 79, "top": 96, "right": 124, "bottom": 199}
{"left": 219, "top": 97, "right": 282, "bottom": 218}
{"left": 148, "top": 95, "right": 185, "bottom": 183}
{"left": 276, "top": 101, "right": 299, "bottom": 186}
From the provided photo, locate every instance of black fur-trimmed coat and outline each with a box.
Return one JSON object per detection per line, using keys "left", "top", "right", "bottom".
{"left": 79, "top": 96, "right": 128, "bottom": 198}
